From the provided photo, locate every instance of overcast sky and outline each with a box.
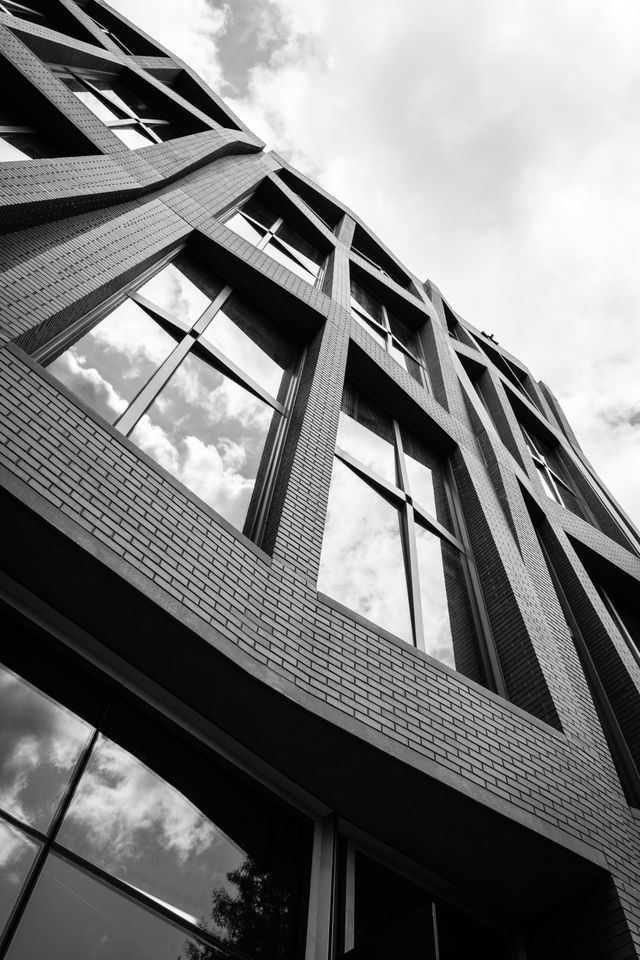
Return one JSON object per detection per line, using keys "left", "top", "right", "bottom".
{"left": 111, "top": 0, "right": 640, "bottom": 528}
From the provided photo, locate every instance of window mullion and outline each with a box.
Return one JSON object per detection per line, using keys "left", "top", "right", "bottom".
{"left": 405, "top": 504, "right": 426, "bottom": 652}
{"left": 191, "top": 284, "right": 234, "bottom": 335}
{"left": 194, "top": 337, "right": 285, "bottom": 415}
{"left": 412, "top": 503, "right": 463, "bottom": 551}
{"left": 334, "top": 447, "right": 406, "bottom": 504}
{"left": 115, "top": 335, "right": 193, "bottom": 436}
{"left": 393, "top": 419, "right": 410, "bottom": 494}
{"left": 129, "top": 293, "right": 192, "bottom": 335}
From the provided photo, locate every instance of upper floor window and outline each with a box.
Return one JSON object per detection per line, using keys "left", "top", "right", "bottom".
{"left": 0, "top": 0, "right": 53, "bottom": 26}
{"left": 350, "top": 277, "right": 428, "bottom": 387}
{"left": 43, "top": 252, "right": 299, "bottom": 543}
{"left": 521, "top": 426, "right": 582, "bottom": 515}
{"left": 56, "top": 67, "right": 181, "bottom": 148}
{"left": 0, "top": 657, "right": 311, "bottom": 959}
{"left": 225, "top": 197, "right": 324, "bottom": 287}
{"left": 0, "top": 101, "right": 55, "bottom": 161}
{"left": 89, "top": 12, "right": 136, "bottom": 54}
{"left": 318, "top": 383, "right": 490, "bottom": 683}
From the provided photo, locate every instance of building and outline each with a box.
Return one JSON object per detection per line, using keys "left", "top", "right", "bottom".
{"left": 0, "top": 1, "right": 640, "bottom": 957}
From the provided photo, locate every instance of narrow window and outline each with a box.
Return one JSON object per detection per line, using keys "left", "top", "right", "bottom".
{"left": 318, "top": 383, "right": 491, "bottom": 683}
{"left": 225, "top": 197, "right": 325, "bottom": 286}
{"left": 521, "top": 425, "right": 584, "bottom": 516}
{"left": 350, "top": 277, "right": 428, "bottom": 387}
{"left": 42, "top": 252, "right": 298, "bottom": 543}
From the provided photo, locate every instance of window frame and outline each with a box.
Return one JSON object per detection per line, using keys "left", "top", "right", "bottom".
{"left": 35, "top": 246, "right": 304, "bottom": 547}
{"left": 349, "top": 276, "right": 430, "bottom": 389}
{"left": 53, "top": 65, "right": 175, "bottom": 147}
{"left": 323, "top": 382, "right": 504, "bottom": 689}
{"left": 224, "top": 199, "right": 326, "bottom": 288}
{"left": 521, "top": 424, "right": 582, "bottom": 511}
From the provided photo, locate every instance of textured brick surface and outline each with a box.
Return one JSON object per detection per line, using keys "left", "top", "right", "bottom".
{"left": 1, "top": 4, "right": 640, "bottom": 956}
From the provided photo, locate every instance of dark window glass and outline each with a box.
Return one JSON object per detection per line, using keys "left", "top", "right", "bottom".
{"left": 436, "top": 901, "right": 512, "bottom": 960}
{"left": 337, "top": 386, "right": 396, "bottom": 484}
{"left": 0, "top": 817, "right": 40, "bottom": 937}
{"left": 0, "top": 133, "right": 52, "bottom": 161}
{"left": 274, "top": 222, "right": 323, "bottom": 275}
{"left": 351, "top": 854, "right": 436, "bottom": 960}
{"left": 350, "top": 280, "right": 384, "bottom": 326}
{"left": 4, "top": 855, "right": 215, "bottom": 960}
{"left": 240, "top": 197, "right": 277, "bottom": 230}
{"left": 1, "top": 0, "right": 53, "bottom": 26}
{"left": 201, "top": 294, "right": 293, "bottom": 400}
{"left": 0, "top": 664, "right": 93, "bottom": 832}
{"left": 130, "top": 352, "right": 279, "bottom": 529}
{"left": 318, "top": 458, "right": 412, "bottom": 641}
{"left": 48, "top": 301, "right": 177, "bottom": 424}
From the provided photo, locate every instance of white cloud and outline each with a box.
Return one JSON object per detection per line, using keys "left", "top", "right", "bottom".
{"left": 111, "top": 0, "right": 640, "bottom": 526}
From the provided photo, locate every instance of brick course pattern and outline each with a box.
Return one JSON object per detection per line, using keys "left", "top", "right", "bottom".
{"left": 0, "top": 2, "right": 639, "bottom": 957}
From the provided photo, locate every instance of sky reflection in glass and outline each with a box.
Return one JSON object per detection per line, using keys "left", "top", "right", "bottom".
{"left": 318, "top": 458, "right": 412, "bottom": 641}
{"left": 130, "top": 352, "right": 275, "bottom": 529}
{"left": 4, "top": 855, "right": 208, "bottom": 960}
{"left": 201, "top": 295, "right": 292, "bottom": 399}
{"left": 57, "top": 735, "right": 247, "bottom": 934}
{"left": 0, "top": 818, "right": 39, "bottom": 936}
{"left": 136, "top": 261, "right": 213, "bottom": 327}
{"left": 402, "top": 429, "right": 438, "bottom": 518}
{"left": 225, "top": 212, "right": 266, "bottom": 246}
{"left": 0, "top": 665, "right": 93, "bottom": 832}
{"left": 112, "top": 126, "right": 154, "bottom": 149}
{"left": 414, "top": 523, "right": 454, "bottom": 666}
{"left": 264, "top": 239, "right": 317, "bottom": 284}
{"left": 337, "top": 391, "right": 396, "bottom": 484}
{"left": 47, "top": 300, "right": 176, "bottom": 423}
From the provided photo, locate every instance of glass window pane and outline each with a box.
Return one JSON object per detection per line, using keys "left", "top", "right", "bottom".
{"left": 318, "top": 459, "right": 412, "bottom": 642}
{"left": 401, "top": 429, "right": 438, "bottom": 517}
{"left": 239, "top": 196, "right": 277, "bottom": 230}
{"left": 388, "top": 312, "right": 416, "bottom": 351}
{"left": 0, "top": 133, "right": 52, "bottom": 161}
{"left": 388, "top": 341, "right": 425, "bottom": 386}
{"left": 264, "top": 239, "right": 318, "bottom": 285}
{"left": 225, "top": 212, "right": 266, "bottom": 246}
{"left": 350, "top": 279, "right": 385, "bottom": 327}
{"left": 57, "top": 735, "right": 248, "bottom": 932}
{"left": 201, "top": 294, "right": 293, "bottom": 400}
{"left": 129, "top": 352, "right": 278, "bottom": 531}
{"left": 47, "top": 300, "right": 177, "bottom": 424}
{"left": 112, "top": 125, "right": 155, "bottom": 149}
{"left": 93, "top": 77, "right": 153, "bottom": 118}
{"left": 150, "top": 122, "right": 181, "bottom": 142}
{"left": 535, "top": 463, "right": 561, "bottom": 502}
{"left": 351, "top": 308, "right": 386, "bottom": 349}
{"left": 0, "top": 817, "right": 40, "bottom": 936}
{"left": 354, "top": 853, "right": 436, "bottom": 960}
{"left": 0, "top": 664, "right": 93, "bottom": 832}
{"left": 65, "top": 79, "right": 122, "bottom": 123}
{"left": 274, "top": 222, "right": 322, "bottom": 275}
{"left": 414, "top": 524, "right": 455, "bottom": 667}
{"left": 136, "top": 259, "right": 217, "bottom": 327}
{"left": 4, "top": 855, "right": 214, "bottom": 960}
{"left": 337, "top": 386, "right": 396, "bottom": 485}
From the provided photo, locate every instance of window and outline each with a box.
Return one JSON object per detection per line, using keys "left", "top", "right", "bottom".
{"left": 350, "top": 277, "right": 428, "bottom": 387}
{"left": 0, "top": 0, "right": 53, "bottom": 26}
{"left": 318, "top": 383, "right": 489, "bottom": 682}
{"left": 338, "top": 846, "right": 511, "bottom": 959}
{"left": 43, "top": 252, "right": 298, "bottom": 542}
{"left": 521, "top": 425, "right": 583, "bottom": 514}
{"left": 89, "top": 13, "right": 136, "bottom": 54}
{"left": 56, "top": 67, "right": 182, "bottom": 148}
{"left": 0, "top": 657, "right": 311, "bottom": 959}
{"left": 225, "top": 197, "right": 324, "bottom": 286}
{"left": 0, "top": 101, "right": 55, "bottom": 161}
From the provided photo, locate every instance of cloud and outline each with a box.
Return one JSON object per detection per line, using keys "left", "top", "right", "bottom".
{"left": 111, "top": 0, "right": 640, "bottom": 526}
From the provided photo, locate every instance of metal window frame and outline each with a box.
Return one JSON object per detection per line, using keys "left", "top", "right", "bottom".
{"left": 331, "top": 388, "right": 503, "bottom": 689}
{"left": 350, "top": 283, "right": 430, "bottom": 390}
{"left": 37, "top": 247, "right": 300, "bottom": 549}
{"left": 227, "top": 203, "right": 326, "bottom": 288}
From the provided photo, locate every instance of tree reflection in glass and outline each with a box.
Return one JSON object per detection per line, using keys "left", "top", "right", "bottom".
{"left": 0, "top": 665, "right": 93, "bottom": 832}
{"left": 47, "top": 300, "right": 177, "bottom": 424}
{"left": 129, "top": 352, "right": 277, "bottom": 529}
{"left": 201, "top": 295, "right": 293, "bottom": 400}
{"left": 0, "top": 817, "right": 39, "bottom": 935}
{"left": 318, "top": 459, "right": 412, "bottom": 641}
{"left": 57, "top": 735, "right": 247, "bottom": 934}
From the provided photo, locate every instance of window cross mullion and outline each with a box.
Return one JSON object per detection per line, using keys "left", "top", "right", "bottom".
{"left": 115, "top": 335, "right": 193, "bottom": 436}
{"left": 81, "top": 76, "right": 138, "bottom": 122}
{"left": 334, "top": 447, "right": 406, "bottom": 504}
{"left": 194, "top": 337, "right": 285, "bottom": 415}
{"left": 129, "top": 293, "right": 192, "bottom": 335}
{"left": 412, "top": 502, "right": 464, "bottom": 551}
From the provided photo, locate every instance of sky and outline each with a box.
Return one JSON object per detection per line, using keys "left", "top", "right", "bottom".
{"left": 110, "top": 0, "right": 640, "bottom": 528}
